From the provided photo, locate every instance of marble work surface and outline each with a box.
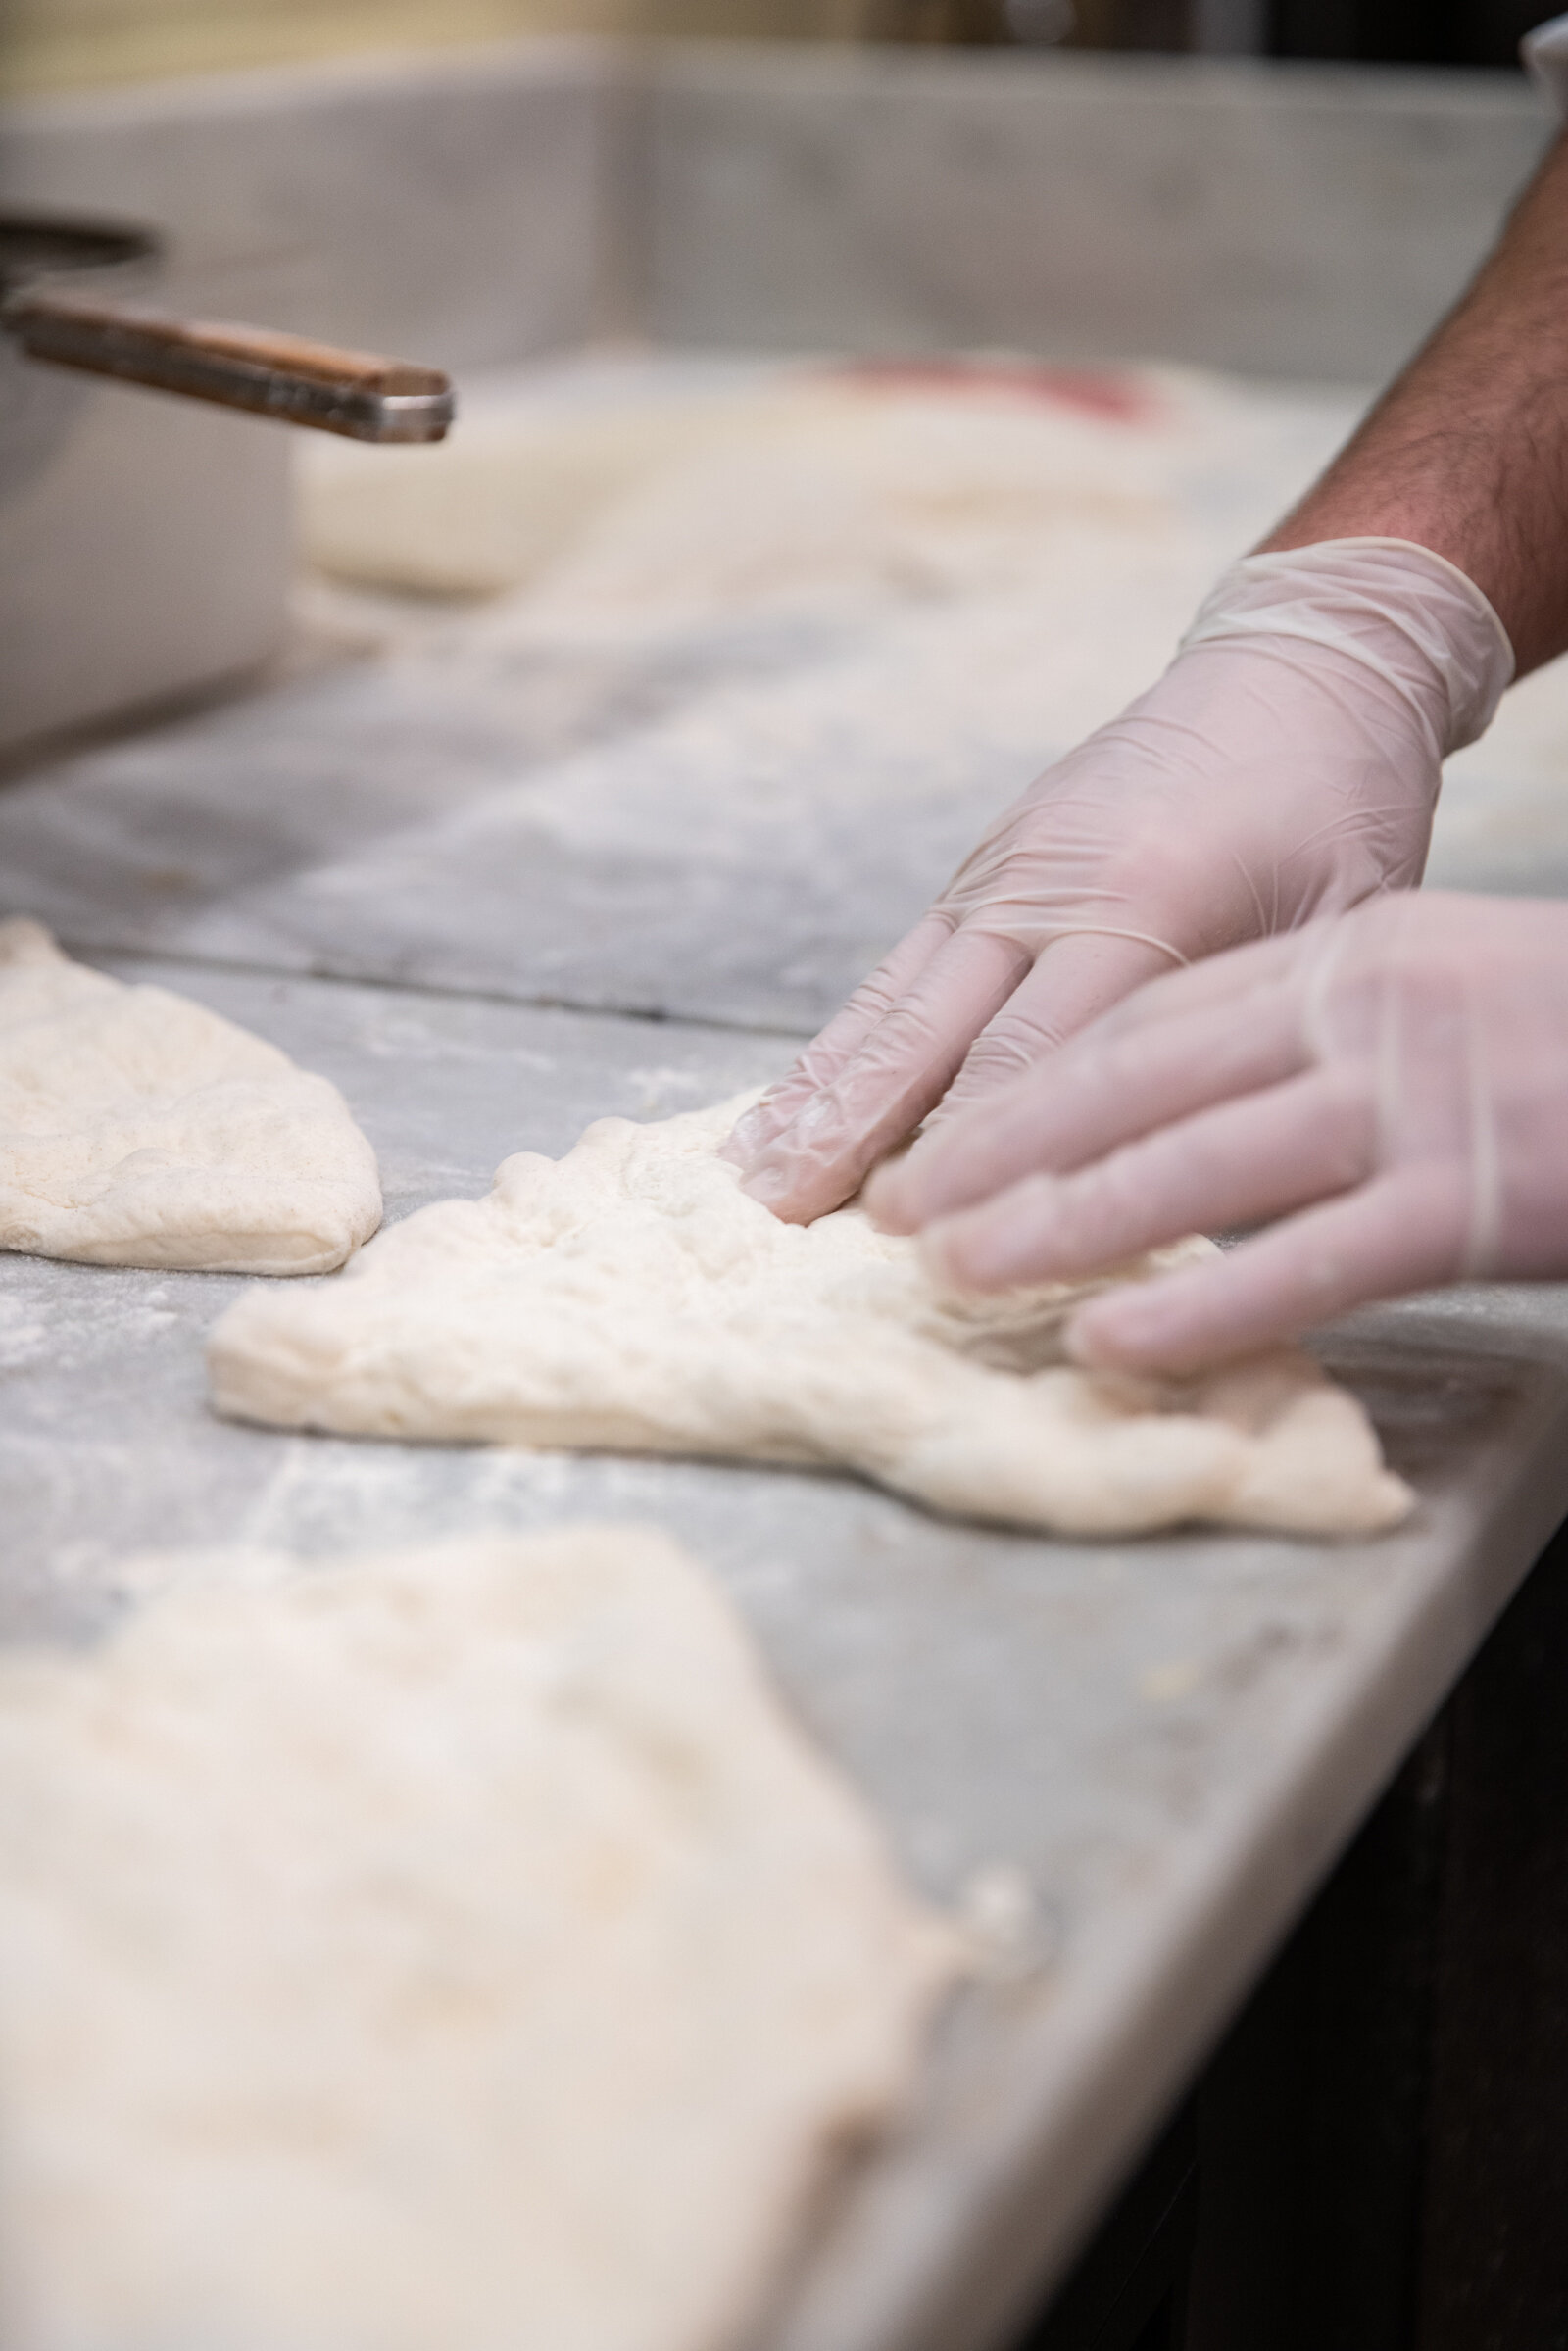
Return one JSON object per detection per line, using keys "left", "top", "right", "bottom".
{"left": 4, "top": 354, "right": 1568, "bottom": 1030}
{"left": 2, "top": 957, "right": 1568, "bottom": 2351}
{"left": 7, "top": 351, "right": 1568, "bottom": 2348}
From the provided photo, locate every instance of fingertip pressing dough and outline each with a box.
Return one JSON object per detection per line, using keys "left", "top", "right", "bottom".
{"left": 209, "top": 1095, "right": 1412, "bottom": 1538}
{"left": 0, "top": 920, "right": 381, "bottom": 1274}
{"left": 0, "top": 1525, "right": 961, "bottom": 2351}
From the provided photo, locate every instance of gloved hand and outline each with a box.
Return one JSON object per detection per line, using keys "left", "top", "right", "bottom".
{"left": 865, "top": 891, "right": 1568, "bottom": 1374}
{"left": 725, "top": 539, "right": 1512, "bottom": 1223}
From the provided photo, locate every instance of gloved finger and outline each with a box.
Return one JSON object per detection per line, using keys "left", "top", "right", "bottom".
{"left": 919, "top": 1071, "right": 1370, "bottom": 1292}
{"left": 1045, "top": 920, "right": 1321, "bottom": 1035}
{"left": 927, "top": 928, "right": 1182, "bottom": 1122}
{"left": 1066, "top": 1171, "right": 1470, "bottom": 1373}
{"left": 722, "top": 910, "right": 954, "bottom": 1169}
{"left": 870, "top": 970, "right": 1313, "bottom": 1234}
{"left": 737, "top": 926, "right": 1032, "bottom": 1223}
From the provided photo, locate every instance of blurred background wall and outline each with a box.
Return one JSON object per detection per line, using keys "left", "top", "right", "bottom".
{"left": 0, "top": 0, "right": 1544, "bottom": 101}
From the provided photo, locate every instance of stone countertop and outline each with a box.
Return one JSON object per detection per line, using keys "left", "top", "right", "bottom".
{"left": 6, "top": 353, "right": 1568, "bottom": 2349}
{"left": 1, "top": 957, "right": 1565, "bottom": 2351}
{"left": 5, "top": 349, "right": 1378, "bottom": 1030}
{"left": 4, "top": 353, "right": 1566, "bottom": 1036}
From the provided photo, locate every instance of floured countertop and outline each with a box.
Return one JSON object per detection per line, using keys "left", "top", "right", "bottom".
{"left": 3, "top": 349, "right": 1563, "bottom": 1029}
{"left": 3, "top": 349, "right": 1568, "bottom": 2351}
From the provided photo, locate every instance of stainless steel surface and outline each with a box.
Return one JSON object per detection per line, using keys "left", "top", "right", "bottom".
{"left": 0, "top": 210, "right": 453, "bottom": 755}
{"left": 0, "top": 211, "right": 289, "bottom": 754}
{"left": 0, "top": 212, "right": 158, "bottom": 297}
{"left": 0, "top": 357, "right": 293, "bottom": 758}
{"left": 0, "top": 211, "right": 158, "bottom": 501}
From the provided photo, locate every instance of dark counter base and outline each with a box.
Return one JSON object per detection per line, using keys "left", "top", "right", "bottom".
{"left": 1021, "top": 1510, "right": 1568, "bottom": 2351}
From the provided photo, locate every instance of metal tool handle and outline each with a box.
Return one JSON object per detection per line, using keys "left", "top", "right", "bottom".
{"left": 3, "top": 290, "right": 454, "bottom": 443}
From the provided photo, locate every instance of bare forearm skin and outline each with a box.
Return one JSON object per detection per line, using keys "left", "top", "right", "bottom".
{"left": 1261, "top": 129, "right": 1568, "bottom": 677}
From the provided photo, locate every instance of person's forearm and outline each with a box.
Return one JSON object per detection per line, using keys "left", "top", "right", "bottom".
{"left": 1260, "top": 129, "right": 1568, "bottom": 676}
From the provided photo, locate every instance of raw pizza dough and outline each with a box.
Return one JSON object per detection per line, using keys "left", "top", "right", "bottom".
{"left": 302, "top": 368, "right": 1177, "bottom": 617}
{"left": 0, "top": 920, "right": 380, "bottom": 1273}
{"left": 0, "top": 1525, "right": 959, "bottom": 2351}
{"left": 210, "top": 1096, "right": 1412, "bottom": 1537}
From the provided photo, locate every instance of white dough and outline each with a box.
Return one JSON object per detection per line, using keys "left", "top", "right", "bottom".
{"left": 209, "top": 1096, "right": 1412, "bottom": 1537}
{"left": 0, "top": 920, "right": 381, "bottom": 1273}
{"left": 0, "top": 1525, "right": 959, "bottom": 2351}
{"left": 300, "top": 364, "right": 1354, "bottom": 635}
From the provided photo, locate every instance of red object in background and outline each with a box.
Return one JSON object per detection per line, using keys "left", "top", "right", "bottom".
{"left": 830, "top": 355, "right": 1155, "bottom": 423}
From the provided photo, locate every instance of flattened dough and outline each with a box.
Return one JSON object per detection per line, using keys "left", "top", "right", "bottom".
{"left": 303, "top": 369, "right": 1176, "bottom": 615}
{"left": 0, "top": 1526, "right": 958, "bottom": 2351}
{"left": 0, "top": 921, "right": 380, "bottom": 1273}
{"left": 210, "top": 1097, "right": 1411, "bottom": 1537}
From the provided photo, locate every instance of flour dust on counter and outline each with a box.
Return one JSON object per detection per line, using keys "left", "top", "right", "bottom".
{"left": 209, "top": 1095, "right": 1411, "bottom": 1539}
{"left": 0, "top": 921, "right": 381, "bottom": 1275}
{"left": 0, "top": 1524, "right": 960, "bottom": 2351}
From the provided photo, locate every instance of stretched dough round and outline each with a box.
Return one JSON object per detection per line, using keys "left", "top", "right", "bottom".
{"left": 209, "top": 1095, "right": 1411, "bottom": 1537}
{"left": 0, "top": 1526, "right": 958, "bottom": 2351}
{"left": 0, "top": 920, "right": 381, "bottom": 1274}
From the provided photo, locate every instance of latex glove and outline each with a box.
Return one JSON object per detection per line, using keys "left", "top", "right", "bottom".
{"left": 865, "top": 890, "right": 1568, "bottom": 1373}
{"left": 726, "top": 540, "right": 1511, "bottom": 1223}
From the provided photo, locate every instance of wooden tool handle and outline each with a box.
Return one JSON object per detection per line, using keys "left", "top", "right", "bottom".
{"left": 3, "top": 291, "right": 454, "bottom": 443}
